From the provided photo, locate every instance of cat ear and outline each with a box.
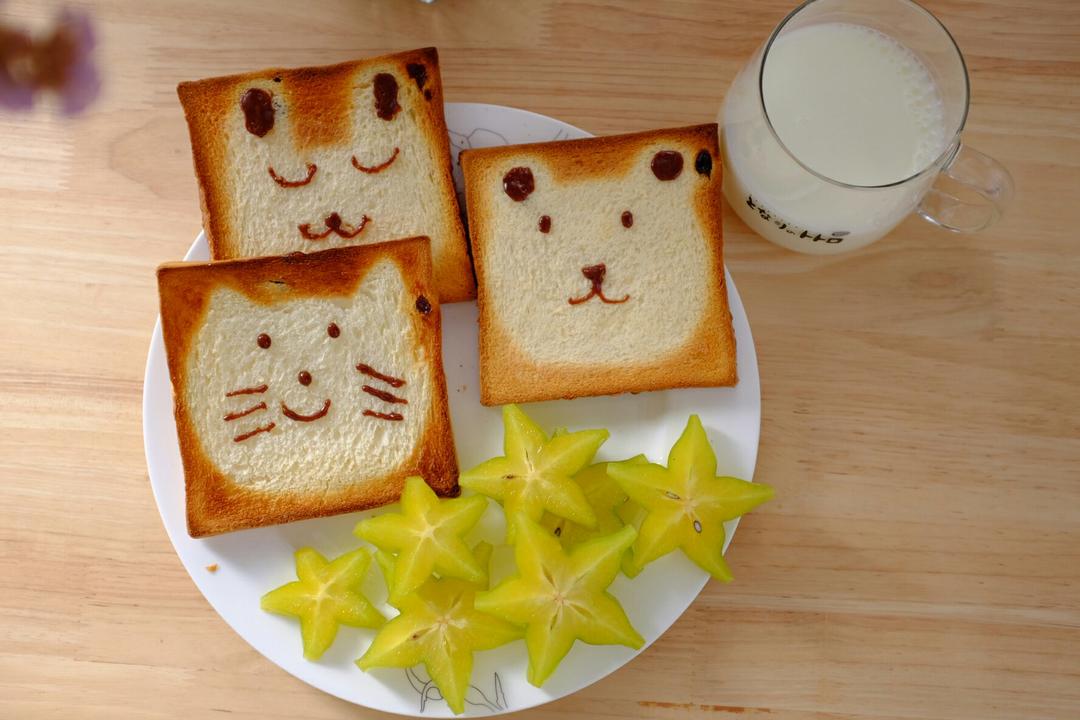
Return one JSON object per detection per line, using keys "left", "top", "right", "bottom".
{"left": 207, "top": 286, "right": 262, "bottom": 313}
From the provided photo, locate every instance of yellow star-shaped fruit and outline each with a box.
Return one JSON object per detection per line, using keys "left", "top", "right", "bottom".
{"left": 354, "top": 476, "right": 488, "bottom": 604}
{"left": 607, "top": 415, "right": 774, "bottom": 581}
{"left": 541, "top": 455, "right": 646, "bottom": 548}
{"left": 475, "top": 516, "right": 643, "bottom": 687}
{"left": 260, "top": 547, "right": 385, "bottom": 660}
{"left": 358, "top": 542, "right": 522, "bottom": 715}
{"left": 460, "top": 404, "right": 608, "bottom": 541}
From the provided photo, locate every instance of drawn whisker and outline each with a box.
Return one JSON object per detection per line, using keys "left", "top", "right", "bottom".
{"left": 363, "top": 409, "right": 403, "bottom": 422}
{"left": 356, "top": 363, "right": 405, "bottom": 388}
{"left": 362, "top": 385, "right": 408, "bottom": 404}
{"left": 224, "top": 402, "right": 267, "bottom": 422}
{"left": 234, "top": 422, "right": 275, "bottom": 442}
{"left": 225, "top": 384, "right": 268, "bottom": 397}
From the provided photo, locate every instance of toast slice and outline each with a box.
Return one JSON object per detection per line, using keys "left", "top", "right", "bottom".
{"left": 460, "top": 124, "right": 736, "bottom": 405}
{"left": 157, "top": 238, "right": 458, "bottom": 537}
{"left": 176, "top": 47, "right": 474, "bottom": 302}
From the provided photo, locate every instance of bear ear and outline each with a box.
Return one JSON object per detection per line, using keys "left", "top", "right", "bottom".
{"left": 240, "top": 88, "right": 275, "bottom": 137}
{"left": 694, "top": 149, "right": 713, "bottom": 176}
{"left": 503, "top": 166, "right": 535, "bottom": 201}
{"left": 650, "top": 150, "right": 683, "bottom": 181}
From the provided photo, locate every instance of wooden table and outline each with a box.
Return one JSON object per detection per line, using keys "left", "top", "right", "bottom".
{"left": 3, "top": 1, "right": 1078, "bottom": 718}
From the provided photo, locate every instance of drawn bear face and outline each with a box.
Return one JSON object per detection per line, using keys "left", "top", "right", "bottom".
{"left": 462, "top": 125, "right": 734, "bottom": 403}
{"left": 478, "top": 143, "right": 719, "bottom": 366}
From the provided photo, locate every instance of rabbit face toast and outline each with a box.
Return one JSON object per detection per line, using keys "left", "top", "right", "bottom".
{"left": 177, "top": 48, "right": 474, "bottom": 302}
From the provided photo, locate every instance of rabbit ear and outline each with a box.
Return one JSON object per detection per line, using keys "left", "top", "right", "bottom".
{"left": 502, "top": 166, "right": 535, "bottom": 201}
{"left": 650, "top": 150, "right": 684, "bottom": 181}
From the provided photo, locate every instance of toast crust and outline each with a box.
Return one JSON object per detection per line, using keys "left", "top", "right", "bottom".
{"left": 176, "top": 48, "right": 475, "bottom": 303}
{"left": 461, "top": 124, "right": 736, "bottom": 405}
{"left": 157, "top": 239, "right": 458, "bottom": 537}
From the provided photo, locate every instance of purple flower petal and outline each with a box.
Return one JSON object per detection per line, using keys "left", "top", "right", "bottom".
{"left": 55, "top": 8, "right": 99, "bottom": 114}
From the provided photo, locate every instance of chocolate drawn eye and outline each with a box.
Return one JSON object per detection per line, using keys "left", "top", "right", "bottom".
{"left": 503, "top": 167, "right": 535, "bottom": 201}
{"left": 327, "top": 323, "right": 340, "bottom": 338}
{"left": 240, "top": 88, "right": 274, "bottom": 137}
{"left": 538, "top": 215, "right": 551, "bottom": 233}
{"left": 257, "top": 333, "right": 272, "bottom": 349}
{"left": 373, "top": 73, "right": 400, "bottom": 120}
{"left": 621, "top": 210, "right": 634, "bottom": 228}
{"left": 651, "top": 150, "right": 683, "bottom": 181}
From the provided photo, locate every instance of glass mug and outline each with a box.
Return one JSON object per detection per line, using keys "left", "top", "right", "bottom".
{"left": 721, "top": 0, "right": 1013, "bottom": 254}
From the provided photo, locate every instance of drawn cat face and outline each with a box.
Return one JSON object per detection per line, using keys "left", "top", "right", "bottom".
{"left": 217, "top": 55, "right": 447, "bottom": 258}
{"left": 185, "top": 260, "right": 433, "bottom": 493}
{"left": 483, "top": 144, "right": 717, "bottom": 365}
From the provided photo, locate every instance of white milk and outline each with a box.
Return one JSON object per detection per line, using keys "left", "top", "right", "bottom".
{"left": 722, "top": 22, "right": 951, "bottom": 253}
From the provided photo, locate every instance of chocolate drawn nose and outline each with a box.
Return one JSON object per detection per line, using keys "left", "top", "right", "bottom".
{"left": 581, "top": 263, "right": 607, "bottom": 284}
{"left": 325, "top": 213, "right": 342, "bottom": 230}
{"left": 298, "top": 370, "right": 312, "bottom": 386}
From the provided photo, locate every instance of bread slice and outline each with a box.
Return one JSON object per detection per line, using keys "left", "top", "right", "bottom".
{"left": 176, "top": 47, "right": 474, "bottom": 302}
{"left": 460, "top": 124, "right": 736, "bottom": 405}
{"left": 157, "top": 238, "right": 458, "bottom": 537}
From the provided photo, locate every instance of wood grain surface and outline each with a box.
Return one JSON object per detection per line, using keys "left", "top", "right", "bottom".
{"left": 2, "top": 1, "right": 1078, "bottom": 718}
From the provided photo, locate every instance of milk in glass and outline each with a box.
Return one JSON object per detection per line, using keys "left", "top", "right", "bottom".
{"left": 722, "top": 22, "right": 951, "bottom": 253}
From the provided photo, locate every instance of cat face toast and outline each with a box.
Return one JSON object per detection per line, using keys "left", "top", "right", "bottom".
{"left": 157, "top": 239, "right": 458, "bottom": 537}
{"left": 176, "top": 47, "right": 474, "bottom": 302}
{"left": 460, "top": 124, "right": 736, "bottom": 404}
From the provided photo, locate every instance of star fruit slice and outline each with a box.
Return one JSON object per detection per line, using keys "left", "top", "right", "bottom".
{"left": 375, "top": 541, "right": 494, "bottom": 606}
{"left": 260, "top": 546, "right": 385, "bottom": 660}
{"left": 607, "top": 415, "right": 774, "bottom": 581}
{"left": 358, "top": 543, "right": 521, "bottom": 715}
{"left": 460, "top": 404, "right": 608, "bottom": 542}
{"left": 354, "top": 476, "right": 488, "bottom": 604}
{"left": 475, "top": 516, "right": 643, "bottom": 687}
{"left": 541, "top": 455, "right": 647, "bottom": 549}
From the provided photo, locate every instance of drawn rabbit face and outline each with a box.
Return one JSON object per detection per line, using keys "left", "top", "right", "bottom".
{"left": 212, "top": 56, "right": 449, "bottom": 258}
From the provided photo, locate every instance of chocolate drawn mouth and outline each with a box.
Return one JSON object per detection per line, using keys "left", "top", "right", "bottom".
{"left": 351, "top": 147, "right": 400, "bottom": 174}
{"left": 298, "top": 213, "right": 370, "bottom": 240}
{"left": 568, "top": 263, "right": 630, "bottom": 306}
{"left": 281, "top": 399, "right": 331, "bottom": 422}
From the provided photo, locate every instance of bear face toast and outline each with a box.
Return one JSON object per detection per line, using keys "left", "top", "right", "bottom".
{"left": 460, "top": 124, "right": 736, "bottom": 405}
{"left": 176, "top": 47, "right": 474, "bottom": 302}
{"left": 157, "top": 239, "right": 458, "bottom": 537}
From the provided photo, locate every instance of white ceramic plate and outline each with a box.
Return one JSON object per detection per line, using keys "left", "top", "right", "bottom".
{"left": 142, "top": 103, "right": 760, "bottom": 717}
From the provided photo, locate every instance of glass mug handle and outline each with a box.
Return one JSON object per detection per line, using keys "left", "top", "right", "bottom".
{"left": 917, "top": 142, "right": 1014, "bottom": 233}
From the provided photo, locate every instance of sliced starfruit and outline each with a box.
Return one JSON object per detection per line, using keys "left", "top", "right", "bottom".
{"left": 460, "top": 405, "right": 608, "bottom": 542}
{"left": 376, "top": 541, "right": 495, "bottom": 606}
{"left": 475, "top": 516, "right": 643, "bottom": 687}
{"left": 354, "top": 476, "right": 488, "bottom": 604}
{"left": 615, "top": 499, "right": 648, "bottom": 578}
{"left": 541, "top": 455, "right": 647, "bottom": 549}
{"left": 357, "top": 542, "right": 521, "bottom": 715}
{"left": 260, "top": 547, "right": 384, "bottom": 660}
{"left": 607, "top": 415, "right": 774, "bottom": 581}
